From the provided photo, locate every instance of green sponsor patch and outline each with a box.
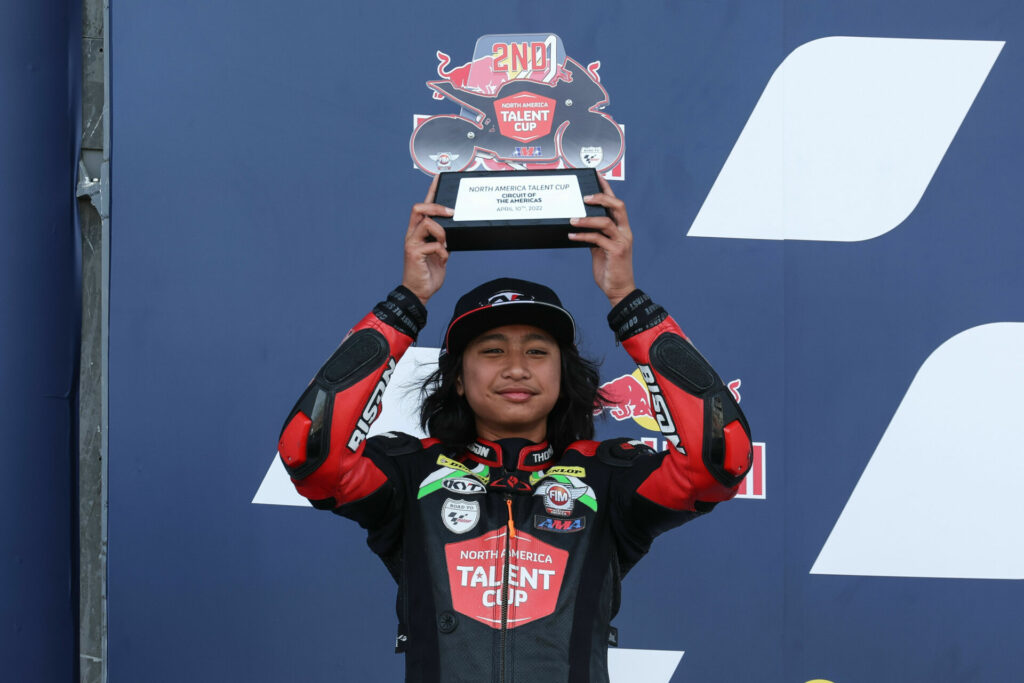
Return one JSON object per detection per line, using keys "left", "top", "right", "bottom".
{"left": 417, "top": 469, "right": 463, "bottom": 499}
{"left": 551, "top": 474, "right": 597, "bottom": 512}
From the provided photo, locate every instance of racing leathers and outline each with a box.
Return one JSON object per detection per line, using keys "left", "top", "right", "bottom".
{"left": 278, "top": 286, "right": 752, "bottom": 683}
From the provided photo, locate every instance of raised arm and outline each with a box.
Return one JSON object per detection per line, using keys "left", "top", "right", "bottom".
{"left": 610, "top": 291, "right": 752, "bottom": 511}
{"left": 277, "top": 286, "right": 427, "bottom": 508}
{"left": 568, "top": 175, "right": 751, "bottom": 511}
{"left": 278, "top": 181, "right": 452, "bottom": 509}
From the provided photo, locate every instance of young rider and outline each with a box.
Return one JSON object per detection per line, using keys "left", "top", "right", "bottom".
{"left": 278, "top": 176, "right": 752, "bottom": 682}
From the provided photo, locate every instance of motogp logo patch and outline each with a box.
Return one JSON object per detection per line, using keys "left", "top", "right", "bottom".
{"left": 580, "top": 146, "right": 603, "bottom": 168}
{"left": 442, "top": 498, "right": 481, "bottom": 534}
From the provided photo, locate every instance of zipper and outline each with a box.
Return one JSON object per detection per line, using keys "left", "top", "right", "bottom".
{"left": 500, "top": 494, "right": 515, "bottom": 682}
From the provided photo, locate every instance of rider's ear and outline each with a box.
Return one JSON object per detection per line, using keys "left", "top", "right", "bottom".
{"left": 455, "top": 373, "right": 464, "bottom": 396}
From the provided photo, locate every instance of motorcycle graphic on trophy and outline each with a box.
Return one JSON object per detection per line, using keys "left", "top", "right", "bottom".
{"left": 410, "top": 35, "right": 625, "bottom": 176}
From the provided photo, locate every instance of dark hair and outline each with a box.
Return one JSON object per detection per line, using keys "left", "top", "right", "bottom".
{"left": 420, "top": 343, "right": 607, "bottom": 455}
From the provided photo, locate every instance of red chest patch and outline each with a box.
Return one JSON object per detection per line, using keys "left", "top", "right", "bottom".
{"left": 444, "top": 528, "right": 568, "bottom": 629}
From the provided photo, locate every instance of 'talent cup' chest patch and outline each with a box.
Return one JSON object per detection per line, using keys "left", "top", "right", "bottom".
{"left": 444, "top": 528, "right": 568, "bottom": 629}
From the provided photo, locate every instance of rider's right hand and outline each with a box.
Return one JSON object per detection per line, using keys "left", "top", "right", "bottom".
{"left": 402, "top": 175, "right": 453, "bottom": 306}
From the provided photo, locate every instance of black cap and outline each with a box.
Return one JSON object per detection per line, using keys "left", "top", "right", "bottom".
{"left": 442, "top": 278, "right": 576, "bottom": 356}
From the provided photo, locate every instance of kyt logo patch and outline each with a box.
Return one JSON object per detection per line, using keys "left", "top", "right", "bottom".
{"left": 442, "top": 499, "right": 481, "bottom": 534}
{"left": 442, "top": 478, "right": 487, "bottom": 495}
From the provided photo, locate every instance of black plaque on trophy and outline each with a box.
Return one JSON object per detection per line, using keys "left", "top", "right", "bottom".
{"left": 433, "top": 169, "right": 609, "bottom": 251}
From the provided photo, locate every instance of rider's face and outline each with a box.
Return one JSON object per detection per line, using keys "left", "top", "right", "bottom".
{"left": 457, "top": 324, "right": 561, "bottom": 444}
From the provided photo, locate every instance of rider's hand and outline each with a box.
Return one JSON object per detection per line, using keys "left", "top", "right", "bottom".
{"left": 566, "top": 174, "right": 636, "bottom": 307}
{"left": 402, "top": 175, "right": 453, "bottom": 306}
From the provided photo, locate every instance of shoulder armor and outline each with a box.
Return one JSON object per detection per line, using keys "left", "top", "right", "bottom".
{"left": 596, "top": 438, "right": 656, "bottom": 467}
{"left": 564, "top": 440, "right": 600, "bottom": 457}
{"left": 368, "top": 432, "right": 422, "bottom": 457}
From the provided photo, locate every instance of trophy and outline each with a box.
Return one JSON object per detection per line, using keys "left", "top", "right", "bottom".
{"left": 432, "top": 169, "right": 609, "bottom": 251}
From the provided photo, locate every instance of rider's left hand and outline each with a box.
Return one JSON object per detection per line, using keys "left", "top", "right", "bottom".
{"left": 567, "top": 174, "right": 636, "bottom": 307}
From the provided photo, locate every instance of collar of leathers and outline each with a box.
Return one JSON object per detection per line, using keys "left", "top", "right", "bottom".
{"left": 463, "top": 438, "right": 555, "bottom": 471}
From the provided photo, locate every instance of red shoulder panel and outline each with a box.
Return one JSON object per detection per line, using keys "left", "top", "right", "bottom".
{"left": 282, "top": 311, "right": 417, "bottom": 507}
{"left": 564, "top": 440, "right": 599, "bottom": 457}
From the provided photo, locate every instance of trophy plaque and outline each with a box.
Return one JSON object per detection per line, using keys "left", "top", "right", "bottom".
{"left": 433, "top": 169, "right": 609, "bottom": 251}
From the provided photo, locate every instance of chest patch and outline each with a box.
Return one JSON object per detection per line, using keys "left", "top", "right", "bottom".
{"left": 418, "top": 459, "right": 490, "bottom": 499}
{"left": 441, "top": 477, "right": 487, "bottom": 495}
{"left": 442, "top": 498, "right": 481, "bottom": 534}
{"left": 534, "top": 480, "right": 589, "bottom": 517}
{"left": 445, "top": 528, "right": 569, "bottom": 629}
{"left": 534, "top": 515, "right": 586, "bottom": 533}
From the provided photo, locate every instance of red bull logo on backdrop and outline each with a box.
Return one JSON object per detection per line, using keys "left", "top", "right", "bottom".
{"left": 411, "top": 33, "right": 625, "bottom": 178}
{"left": 598, "top": 372, "right": 766, "bottom": 500}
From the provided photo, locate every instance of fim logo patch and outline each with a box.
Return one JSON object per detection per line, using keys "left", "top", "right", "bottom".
{"left": 534, "top": 480, "right": 586, "bottom": 517}
{"left": 534, "top": 515, "right": 586, "bottom": 533}
{"left": 442, "top": 498, "right": 481, "bottom": 534}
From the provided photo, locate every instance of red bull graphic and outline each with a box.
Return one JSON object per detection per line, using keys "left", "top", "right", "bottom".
{"left": 601, "top": 373, "right": 766, "bottom": 500}
{"left": 411, "top": 33, "right": 625, "bottom": 178}
{"left": 433, "top": 43, "right": 573, "bottom": 98}
{"left": 434, "top": 52, "right": 504, "bottom": 97}
{"left": 595, "top": 369, "right": 657, "bottom": 430}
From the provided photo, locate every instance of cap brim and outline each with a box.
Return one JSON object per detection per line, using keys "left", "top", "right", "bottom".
{"left": 445, "top": 301, "right": 575, "bottom": 355}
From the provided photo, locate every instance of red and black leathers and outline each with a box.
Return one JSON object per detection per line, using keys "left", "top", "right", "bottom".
{"left": 279, "top": 286, "right": 752, "bottom": 683}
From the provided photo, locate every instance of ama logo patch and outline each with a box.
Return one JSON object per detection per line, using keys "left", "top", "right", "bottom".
{"left": 534, "top": 515, "right": 586, "bottom": 533}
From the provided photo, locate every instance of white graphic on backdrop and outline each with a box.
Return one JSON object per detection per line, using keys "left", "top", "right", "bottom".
{"left": 688, "top": 37, "right": 1003, "bottom": 241}
{"left": 812, "top": 323, "right": 1024, "bottom": 579}
{"left": 253, "top": 457, "right": 308, "bottom": 507}
{"left": 608, "top": 649, "right": 683, "bottom": 682}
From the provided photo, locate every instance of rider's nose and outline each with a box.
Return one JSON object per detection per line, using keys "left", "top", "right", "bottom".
{"left": 501, "top": 355, "right": 530, "bottom": 378}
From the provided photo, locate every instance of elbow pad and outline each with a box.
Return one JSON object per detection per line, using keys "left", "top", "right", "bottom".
{"left": 279, "top": 328, "right": 390, "bottom": 480}
{"left": 648, "top": 333, "right": 752, "bottom": 488}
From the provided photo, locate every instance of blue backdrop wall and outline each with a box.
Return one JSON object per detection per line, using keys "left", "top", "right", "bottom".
{"left": 0, "top": 0, "right": 79, "bottom": 679}
{"left": 107, "top": 1, "right": 1023, "bottom": 681}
